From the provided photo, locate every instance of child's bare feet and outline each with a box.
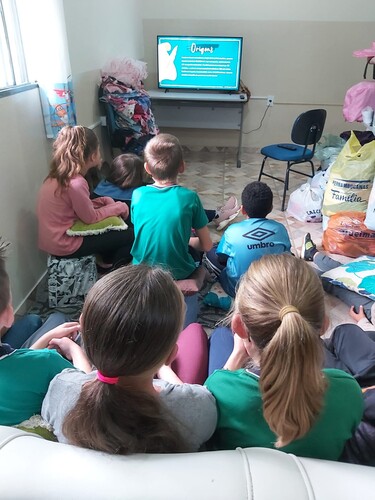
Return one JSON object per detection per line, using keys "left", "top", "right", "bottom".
{"left": 176, "top": 279, "right": 199, "bottom": 296}
{"left": 349, "top": 305, "right": 366, "bottom": 323}
{"left": 176, "top": 267, "right": 209, "bottom": 296}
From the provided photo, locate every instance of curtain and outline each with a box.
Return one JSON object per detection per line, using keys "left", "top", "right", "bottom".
{"left": 16, "top": 0, "right": 76, "bottom": 138}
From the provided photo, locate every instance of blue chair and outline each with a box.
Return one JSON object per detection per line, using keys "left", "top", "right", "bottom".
{"left": 258, "top": 109, "right": 327, "bottom": 211}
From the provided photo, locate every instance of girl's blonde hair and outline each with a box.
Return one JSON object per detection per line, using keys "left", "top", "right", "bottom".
{"left": 235, "top": 253, "right": 326, "bottom": 448}
{"left": 62, "top": 264, "right": 188, "bottom": 454}
{"left": 144, "top": 133, "right": 183, "bottom": 181}
{"left": 48, "top": 125, "right": 99, "bottom": 187}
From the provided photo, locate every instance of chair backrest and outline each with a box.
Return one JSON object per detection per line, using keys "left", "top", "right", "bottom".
{"left": 291, "top": 109, "right": 327, "bottom": 151}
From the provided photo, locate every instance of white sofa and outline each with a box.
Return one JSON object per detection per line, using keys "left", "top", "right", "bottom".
{"left": 0, "top": 425, "right": 374, "bottom": 499}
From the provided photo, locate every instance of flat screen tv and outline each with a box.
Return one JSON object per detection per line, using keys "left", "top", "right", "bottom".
{"left": 157, "top": 36, "right": 243, "bottom": 91}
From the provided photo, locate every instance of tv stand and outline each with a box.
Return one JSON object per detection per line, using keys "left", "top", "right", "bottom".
{"left": 148, "top": 89, "right": 249, "bottom": 167}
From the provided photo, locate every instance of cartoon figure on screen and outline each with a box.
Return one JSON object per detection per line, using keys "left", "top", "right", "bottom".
{"left": 158, "top": 42, "right": 178, "bottom": 83}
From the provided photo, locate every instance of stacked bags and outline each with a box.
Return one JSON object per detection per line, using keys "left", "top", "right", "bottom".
{"left": 322, "top": 132, "right": 375, "bottom": 257}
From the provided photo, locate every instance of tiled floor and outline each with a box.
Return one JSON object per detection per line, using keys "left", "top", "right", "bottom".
{"left": 179, "top": 146, "right": 356, "bottom": 337}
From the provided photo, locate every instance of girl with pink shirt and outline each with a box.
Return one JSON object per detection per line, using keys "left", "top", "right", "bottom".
{"left": 37, "top": 126, "right": 134, "bottom": 267}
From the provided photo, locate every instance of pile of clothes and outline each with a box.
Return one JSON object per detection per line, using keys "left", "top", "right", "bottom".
{"left": 99, "top": 57, "right": 158, "bottom": 154}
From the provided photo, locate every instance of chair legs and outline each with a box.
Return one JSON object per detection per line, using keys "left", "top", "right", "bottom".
{"left": 309, "top": 160, "right": 315, "bottom": 178}
{"left": 282, "top": 162, "right": 292, "bottom": 212}
{"left": 258, "top": 157, "right": 267, "bottom": 181}
{"left": 259, "top": 157, "right": 316, "bottom": 212}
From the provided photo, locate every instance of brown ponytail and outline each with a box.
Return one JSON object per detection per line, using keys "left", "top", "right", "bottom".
{"left": 62, "top": 264, "right": 188, "bottom": 454}
{"left": 48, "top": 125, "right": 99, "bottom": 187}
{"left": 235, "top": 253, "right": 326, "bottom": 447}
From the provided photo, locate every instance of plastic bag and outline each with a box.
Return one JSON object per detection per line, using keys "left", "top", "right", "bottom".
{"left": 287, "top": 180, "right": 323, "bottom": 223}
{"left": 314, "top": 134, "right": 346, "bottom": 163}
{"left": 322, "top": 211, "right": 375, "bottom": 257}
{"left": 343, "top": 81, "right": 375, "bottom": 122}
{"left": 322, "top": 131, "right": 375, "bottom": 216}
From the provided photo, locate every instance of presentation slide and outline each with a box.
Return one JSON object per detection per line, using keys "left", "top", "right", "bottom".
{"left": 157, "top": 36, "right": 242, "bottom": 91}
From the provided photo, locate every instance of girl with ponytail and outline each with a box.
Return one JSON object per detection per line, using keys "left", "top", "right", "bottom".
{"left": 42, "top": 264, "right": 216, "bottom": 454}
{"left": 37, "top": 125, "right": 134, "bottom": 267}
{"left": 205, "top": 253, "right": 363, "bottom": 460}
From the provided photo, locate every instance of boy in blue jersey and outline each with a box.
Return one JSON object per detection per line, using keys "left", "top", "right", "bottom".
{"left": 131, "top": 134, "right": 213, "bottom": 295}
{"left": 205, "top": 181, "right": 291, "bottom": 297}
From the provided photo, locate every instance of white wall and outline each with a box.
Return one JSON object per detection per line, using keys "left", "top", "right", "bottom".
{"left": 141, "top": 0, "right": 375, "bottom": 147}
{"left": 63, "top": 0, "right": 144, "bottom": 128}
{"left": 0, "top": 88, "right": 51, "bottom": 310}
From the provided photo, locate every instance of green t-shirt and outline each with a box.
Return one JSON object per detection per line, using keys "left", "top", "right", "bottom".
{"left": 205, "top": 368, "right": 363, "bottom": 460}
{"left": 0, "top": 348, "right": 73, "bottom": 426}
{"left": 131, "top": 185, "right": 208, "bottom": 280}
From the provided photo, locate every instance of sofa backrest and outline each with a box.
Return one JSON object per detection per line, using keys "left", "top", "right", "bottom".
{"left": 0, "top": 426, "right": 373, "bottom": 499}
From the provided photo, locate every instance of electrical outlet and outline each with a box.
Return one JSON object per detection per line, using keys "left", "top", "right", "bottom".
{"left": 267, "top": 95, "right": 274, "bottom": 107}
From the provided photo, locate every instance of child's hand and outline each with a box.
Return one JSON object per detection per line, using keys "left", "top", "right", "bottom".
{"left": 47, "top": 322, "right": 80, "bottom": 341}
{"left": 115, "top": 201, "right": 129, "bottom": 218}
{"left": 232, "top": 333, "right": 249, "bottom": 357}
{"left": 349, "top": 305, "right": 366, "bottom": 322}
{"left": 48, "top": 337, "right": 79, "bottom": 361}
{"left": 157, "top": 364, "right": 183, "bottom": 385}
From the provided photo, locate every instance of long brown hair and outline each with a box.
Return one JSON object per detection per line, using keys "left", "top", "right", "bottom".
{"left": 62, "top": 264, "right": 188, "bottom": 454}
{"left": 48, "top": 125, "right": 99, "bottom": 188}
{"left": 235, "top": 253, "right": 326, "bottom": 448}
{"left": 107, "top": 153, "right": 144, "bottom": 188}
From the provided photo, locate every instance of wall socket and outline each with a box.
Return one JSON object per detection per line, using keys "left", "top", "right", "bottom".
{"left": 267, "top": 95, "right": 274, "bottom": 107}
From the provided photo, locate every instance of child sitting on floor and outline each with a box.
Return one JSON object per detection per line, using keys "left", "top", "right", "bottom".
{"left": 205, "top": 253, "right": 364, "bottom": 461}
{"left": 93, "top": 153, "right": 149, "bottom": 226}
{"left": 131, "top": 133, "right": 213, "bottom": 294}
{"left": 42, "top": 264, "right": 217, "bottom": 453}
{"left": 37, "top": 125, "right": 133, "bottom": 268}
{"left": 0, "top": 238, "right": 91, "bottom": 426}
{"left": 205, "top": 181, "right": 291, "bottom": 297}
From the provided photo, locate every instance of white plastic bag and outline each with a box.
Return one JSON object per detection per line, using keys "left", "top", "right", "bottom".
{"left": 310, "top": 168, "right": 331, "bottom": 191}
{"left": 287, "top": 180, "right": 324, "bottom": 223}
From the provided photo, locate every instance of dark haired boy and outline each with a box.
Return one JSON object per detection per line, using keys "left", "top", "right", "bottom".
{"left": 206, "top": 182, "right": 291, "bottom": 297}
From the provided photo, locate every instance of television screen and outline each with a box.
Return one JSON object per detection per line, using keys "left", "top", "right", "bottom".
{"left": 157, "top": 36, "right": 243, "bottom": 91}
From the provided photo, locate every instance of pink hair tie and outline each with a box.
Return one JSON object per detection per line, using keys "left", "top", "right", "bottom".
{"left": 97, "top": 371, "right": 119, "bottom": 385}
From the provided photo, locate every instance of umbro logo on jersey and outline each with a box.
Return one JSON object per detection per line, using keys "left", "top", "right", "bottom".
{"left": 243, "top": 228, "right": 275, "bottom": 241}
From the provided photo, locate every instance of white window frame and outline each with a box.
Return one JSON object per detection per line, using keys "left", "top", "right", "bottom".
{"left": 0, "top": 0, "right": 28, "bottom": 89}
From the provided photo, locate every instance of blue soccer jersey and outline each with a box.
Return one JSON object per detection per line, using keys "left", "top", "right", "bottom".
{"left": 217, "top": 218, "right": 291, "bottom": 296}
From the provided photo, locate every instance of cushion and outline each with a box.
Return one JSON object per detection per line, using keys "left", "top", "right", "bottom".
{"left": 203, "top": 282, "right": 232, "bottom": 311}
{"left": 66, "top": 216, "right": 127, "bottom": 236}
{"left": 15, "top": 415, "right": 57, "bottom": 442}
{"left": 47, "top": 255, "right": 97, "bottom": 309}
{"left": 321, "top": 256, "right": 375, "bottom": 300}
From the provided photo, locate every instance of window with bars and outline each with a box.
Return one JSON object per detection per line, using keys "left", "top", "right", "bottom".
{"left": 0, "top": 0, "right": 28, "bottom": 89}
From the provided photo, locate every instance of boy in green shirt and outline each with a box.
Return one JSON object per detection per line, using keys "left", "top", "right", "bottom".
{"left": 131, "top": 133, "right": 213, "bottom": 295}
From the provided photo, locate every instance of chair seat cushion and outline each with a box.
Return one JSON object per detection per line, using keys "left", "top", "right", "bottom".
{"left": 261, "top": 143, "right": 313, "bottom": 161}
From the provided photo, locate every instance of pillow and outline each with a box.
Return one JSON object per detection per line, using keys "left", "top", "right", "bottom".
{"left": 66, "top": 216, "right": 127, "bottom": 236}
{"left": 203, "top": 282, "right": 232, "bottom": 311}
{"left": 15, "top": 415, "right": 57, "bottom": 442}
{"left": 321, "top": 256, "right": 375, "bottom": 301}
